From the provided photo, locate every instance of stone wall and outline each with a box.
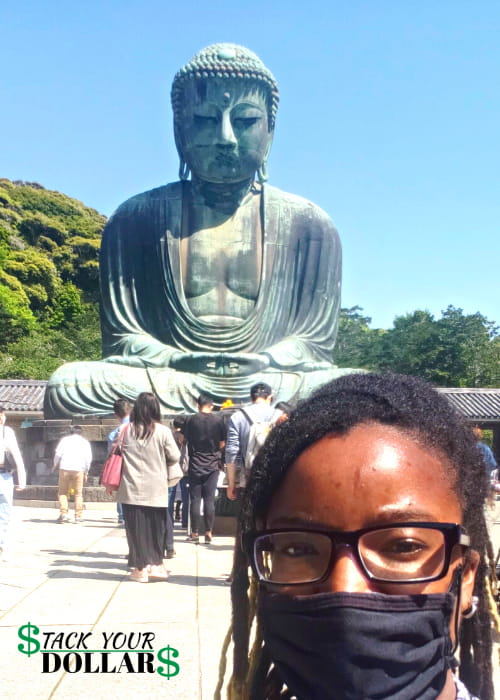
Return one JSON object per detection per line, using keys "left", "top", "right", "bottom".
{"left": 21, "top": 417, "right": 116, "bottom": 488}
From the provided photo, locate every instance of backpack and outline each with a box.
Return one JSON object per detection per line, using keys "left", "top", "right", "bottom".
{"left": 240, "top": 408, "right": 274, "bottom": 470}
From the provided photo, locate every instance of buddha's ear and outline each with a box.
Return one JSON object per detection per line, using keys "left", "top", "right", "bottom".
{"left": 264, "top": 126, "right": 274, "bottom": 155}
{"left": 173, "top": 123, "right": 185, "bottom": 160}
{"left": 460, "top": 549, "right": 480, "bottom": 614}
{"left": 174, "top": 125, "right": 190, "bottom": 181}
{"left": 257, "top": 131, "right": 274, "bottom": 184}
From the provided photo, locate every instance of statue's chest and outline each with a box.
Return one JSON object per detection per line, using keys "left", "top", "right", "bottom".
{"left": 180, "top": 198, "right": 262, "bottom": 323}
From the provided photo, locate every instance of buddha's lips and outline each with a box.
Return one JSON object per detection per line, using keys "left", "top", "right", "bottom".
{"left": 215, "top": 153, "right": 238, "bottom": 167}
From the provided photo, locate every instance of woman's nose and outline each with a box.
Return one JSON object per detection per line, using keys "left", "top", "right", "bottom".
{"left": 320, "top": 545, "right": 372, "bottom": 594}
{"left": 218, "top": 111, "right": 237, "bottom": 146}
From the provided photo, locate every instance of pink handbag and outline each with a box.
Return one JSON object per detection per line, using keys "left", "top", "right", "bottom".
{"left": 100, "top": 425, "right": 128, "bottom": 491}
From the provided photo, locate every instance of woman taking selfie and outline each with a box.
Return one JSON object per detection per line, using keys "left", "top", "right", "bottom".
{"left": 219, "top": 373, "right": 496, "bottom": 700}
{"left": 116, "top": 392, "right": 180, "bottom": 583}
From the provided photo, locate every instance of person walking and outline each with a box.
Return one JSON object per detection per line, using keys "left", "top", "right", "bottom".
{"left": 225, "top": 382, "right": 281, "bottom": 501}
{"left": 473, "top": 426, "right": 498, "bottom": 476}
{"left": 0, "top": 407, "right": 26, "bottom": 560}
{"left": 183, "top": 395, "right": 225, "bottom": 545}
{"left": 52, "top": 425, "right": 92, "bottom": 524}
{"left": 115, "top": 392, "right": 180, "bottom": 583}
{"left": 107, "top": 398, "right": 132, "bottom": 525}
{"left": 170, "top": 416, "right": 189, "bottom": 530}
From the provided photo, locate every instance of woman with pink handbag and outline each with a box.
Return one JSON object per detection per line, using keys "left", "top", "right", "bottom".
{"left": 113, "top": 392, "right": 181, "bottom": 583}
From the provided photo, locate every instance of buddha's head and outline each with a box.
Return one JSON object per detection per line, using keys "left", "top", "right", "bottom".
{"left": 171, "top": 44, "right": 279, "bottom": 184}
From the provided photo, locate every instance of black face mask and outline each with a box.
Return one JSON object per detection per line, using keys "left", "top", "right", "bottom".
{"left": 259, "top": 588, "right": 456, "bottom": 700}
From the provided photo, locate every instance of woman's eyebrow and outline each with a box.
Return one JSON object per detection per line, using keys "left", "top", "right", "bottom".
{"left": 374, "top": 507, "right": 440, "bottom": 524}
{"left": 267, "top": 515, "right": 334, "bottom": 529}
{"left": 267, "top": 509, "right": 441, "bottom": 530}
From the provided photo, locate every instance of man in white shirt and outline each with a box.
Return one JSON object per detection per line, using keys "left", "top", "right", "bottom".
{"left": 0, "top": 407, "right": 26, "bottom": 560}
{"left": 52, "top": 425, "right": 92, "bottom": 523}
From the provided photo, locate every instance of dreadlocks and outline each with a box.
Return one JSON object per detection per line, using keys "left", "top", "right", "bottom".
{"left": 217, "top": 372, "right": 495, "bottom": 700}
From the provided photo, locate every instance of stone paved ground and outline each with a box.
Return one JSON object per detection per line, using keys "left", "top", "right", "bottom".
{"left": 1, "top": 504, "right": 234, "bottom": 700}
{"left": 1, "top": 502, "right": 498, "bottom": 700}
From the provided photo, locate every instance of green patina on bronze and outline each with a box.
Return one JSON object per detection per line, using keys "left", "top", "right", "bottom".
{"left": 44, "top": 43, "right": 353, "bottom": 418}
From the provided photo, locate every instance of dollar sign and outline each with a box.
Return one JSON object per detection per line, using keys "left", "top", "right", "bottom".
{"left": 18, "top": 622, "right": 41, "bottom": 657}
{"left": 156, "top": 644, "right": 180, "bottom": 679}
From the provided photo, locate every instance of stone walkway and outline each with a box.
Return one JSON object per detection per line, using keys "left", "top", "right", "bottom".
{"left": 1, "top": 503, "right": 498, "bottom": 699}
{"left": 0, "top": 505, "right": 234, "bottom": 700}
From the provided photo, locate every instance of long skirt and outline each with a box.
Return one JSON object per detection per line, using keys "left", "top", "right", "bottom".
{"left": 122, "top": 504, "right": 166, "bottom": 570}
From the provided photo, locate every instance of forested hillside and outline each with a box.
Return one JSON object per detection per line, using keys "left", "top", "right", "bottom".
{"left": 0, "top": 179, "right": 105, "bottom": 378}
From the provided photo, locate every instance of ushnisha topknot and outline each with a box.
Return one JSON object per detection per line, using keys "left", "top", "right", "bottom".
{"left": 171, "top": 43, "right": 279, "bottom": 130}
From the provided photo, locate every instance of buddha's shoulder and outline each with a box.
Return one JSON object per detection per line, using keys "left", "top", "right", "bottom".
{"left": 111, "top": 182, "right": 182, "bottom": 216}
{"left": 265, "top": 185, "right": 338, "bottom": 232}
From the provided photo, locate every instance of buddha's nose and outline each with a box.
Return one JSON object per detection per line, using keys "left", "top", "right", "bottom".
{"left": 218, "top": 112, "right": 237, "bottom": 147}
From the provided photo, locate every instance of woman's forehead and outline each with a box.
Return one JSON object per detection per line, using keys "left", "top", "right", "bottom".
{"left": 267, "top": 423, "right": 461, "bottom": 530}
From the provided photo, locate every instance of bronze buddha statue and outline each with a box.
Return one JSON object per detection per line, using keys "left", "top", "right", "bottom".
{"left": 44, "top": 44, "right": 351, "bottom": 417}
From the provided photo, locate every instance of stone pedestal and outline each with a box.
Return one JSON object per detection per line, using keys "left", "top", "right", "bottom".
{"left": 21, "top": 417, "right": 117, "bottom": 489}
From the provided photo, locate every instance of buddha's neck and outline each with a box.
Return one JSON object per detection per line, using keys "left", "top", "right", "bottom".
{"left": 190, "top": 176, "right": 259, "bottom": 214}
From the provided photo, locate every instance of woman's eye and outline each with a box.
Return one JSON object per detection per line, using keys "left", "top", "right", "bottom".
{"left": 278, "top": 542, "right": 318, "bottom": 558}
{"left": 382, "top": 538, "right": 427, "bottom": 557}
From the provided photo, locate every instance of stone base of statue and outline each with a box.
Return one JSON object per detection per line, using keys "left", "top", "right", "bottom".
{"left": 21, "top": 417, "right": 116, "bottom": 491}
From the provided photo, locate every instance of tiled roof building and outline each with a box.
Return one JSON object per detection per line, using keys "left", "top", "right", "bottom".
{"left": 0, "top": 379, "right": 46, "bottom": 413}
{"left": 438, "top": 388, "right": 500, "bottom": 424}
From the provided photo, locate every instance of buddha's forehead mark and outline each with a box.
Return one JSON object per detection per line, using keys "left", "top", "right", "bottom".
{"left": 223, "top": 92, "right": 231, "bottom": 104}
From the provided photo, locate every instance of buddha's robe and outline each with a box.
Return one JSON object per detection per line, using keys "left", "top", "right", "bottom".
{"left": 44, "top": 182, "right": 349, "bottom": 417}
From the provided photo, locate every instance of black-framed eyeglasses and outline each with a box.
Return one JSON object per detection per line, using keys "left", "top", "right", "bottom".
{"left": 243, "top": 522, "right": 470, "bottom": 586}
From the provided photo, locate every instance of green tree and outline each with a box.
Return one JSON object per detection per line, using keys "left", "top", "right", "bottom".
{"left": 0, "top": 284, "right": 36, "bottom": 348}
{"left": 334, "top": 306, "right": 382, "bottom": 369}
{"left": 0, "top": 305, "right": 102, "bottom": 379}
{"left": 3, "top": 248, "right": 59, "bottom": 313}
{"left": 374, "top": 307, "right": 499, "bottom": 387}
{"left": 436, "top": 306, "right": 499, "bottom": 386}
{"left": 45, "top": 282, "right": 84, "bottom": 329}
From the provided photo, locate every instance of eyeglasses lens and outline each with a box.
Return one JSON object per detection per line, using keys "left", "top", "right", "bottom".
{"left": 359, "top": 527, "right": 446, "bottom": 581}
{"left": 256, "top": 532, "right": 331, "bottom": 584}
{"left": 255, "top": 527, "right": 447, "bottom": 584}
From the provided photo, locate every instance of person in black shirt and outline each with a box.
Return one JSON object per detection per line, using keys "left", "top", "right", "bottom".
{"left": 183, "top": 395, "right": 225, "bottom": 544}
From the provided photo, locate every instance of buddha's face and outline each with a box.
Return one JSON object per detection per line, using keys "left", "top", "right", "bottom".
{"left": 176, "top": 78, "right": 273, "bottom": 184}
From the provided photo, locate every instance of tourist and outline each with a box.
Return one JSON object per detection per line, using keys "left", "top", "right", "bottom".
{"left": 116, "top": 392, "right": 180, "bottom": 583}
{"left": 52, "top": 425, "right": 91, "bottom": 524}
{"left": 171, "top": 416, "right": 189, "bottom": 531}
{"left": 220, "top": 373, "right": 495, "bottom": 700}
{"left": 107, "top": 398, "right": 132, "bottom": 525}
{"left": 183, "top": 395, "right": 225, "bottom": 544}
{"left": 473, "top": 426, "right": 498, "bottom": 477}
{"left": 0, "top": 407, "right": 26, "bottom": 560}
{"left": 225, "top": 382, "right": 281, "bottom": 501}
{"left": 274, "top": 400, "right": 293, "bottom": 425}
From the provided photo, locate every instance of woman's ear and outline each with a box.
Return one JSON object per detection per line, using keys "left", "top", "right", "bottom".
{"left": 460, "top": 549, "right": 480, "bottom": 614}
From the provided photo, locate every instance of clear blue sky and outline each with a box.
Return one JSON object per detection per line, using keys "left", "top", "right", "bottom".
{"left": 2, "top": 1, "right": 499, "bottom": 329}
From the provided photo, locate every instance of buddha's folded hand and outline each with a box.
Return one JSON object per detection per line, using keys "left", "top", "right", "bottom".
{"left": 169, "top": 351, "right": 270, "bottom": 376}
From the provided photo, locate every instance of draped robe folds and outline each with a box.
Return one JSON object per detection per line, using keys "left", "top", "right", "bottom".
{"left": 44, "top": 182, "right": 348, "bottom": 418}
